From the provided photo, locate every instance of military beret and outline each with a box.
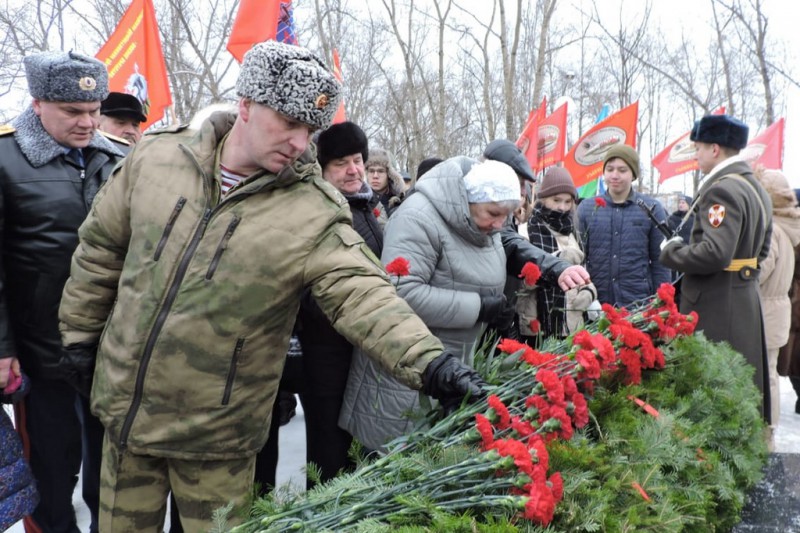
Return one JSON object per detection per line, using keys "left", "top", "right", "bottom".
{"left": 101, "top": 92, "right": 147, "bottom": 122}
{"left": 690, "top": 114, "right": 749, "bottom": 150}
{"left": 235, "top": 41, "right": 341, "bottom": 130}
{"left": 24, "top": 51, "right": 109, "bottom": 103}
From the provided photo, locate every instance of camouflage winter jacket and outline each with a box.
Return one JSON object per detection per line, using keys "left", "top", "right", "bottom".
{"left": 58, "top": 111, "right": 443, "bottom": 461}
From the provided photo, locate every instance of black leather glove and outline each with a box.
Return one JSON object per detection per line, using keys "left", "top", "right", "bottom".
{"left": 58, "top": 342, "right": 98, "bottom": 398}
{"left": 477, "top": 294, "right": 515, "bottom": 330}
{"left": 422, "top": 353, "right": 487, "bottom": 414}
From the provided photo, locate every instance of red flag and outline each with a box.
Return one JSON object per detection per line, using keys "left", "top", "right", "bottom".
{"left": 565, "top": 101, "right": 638, "bottom": 188}
{"left": 227, "top": 0, "right": 282, "bottom": 63}
{"left": 331, "top": 49, "right": 346, "bottom": 124}
{"left": 742, "top": 118, "right": 785, "bottom": 170}
{"left": 537, "top": 102, "right": 568, "bottom": 170}
{"left": 654, "top": 107, "right": 726, "bottom": 183}
{"left": 516, "top": 97, "right": 547, "bottom": 171}
{"left": 96, "top": 0, "right": 172, "bottom": 130}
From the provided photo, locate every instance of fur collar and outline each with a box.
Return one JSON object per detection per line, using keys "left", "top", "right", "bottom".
{"left": 12, "top": 106, "right": 124, "bottom": 168}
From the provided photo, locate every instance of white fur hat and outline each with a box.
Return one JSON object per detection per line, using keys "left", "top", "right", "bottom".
{"left": 235, "top": 41, "right": 342, "bottom": 130}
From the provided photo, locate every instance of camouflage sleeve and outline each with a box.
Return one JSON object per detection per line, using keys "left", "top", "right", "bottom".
{"left": 303, "top": 221, "right": 443, "bottom": 389}
{"left": 59, "top": 157, "right": 134, "bottom": 346}
{"left": 660, "top": 182, "right": 742, "bottom": 275}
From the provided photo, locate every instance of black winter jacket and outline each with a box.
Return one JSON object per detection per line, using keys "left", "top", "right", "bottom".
{"left": 0, "top": 108, "right": 125, "bottom": 379}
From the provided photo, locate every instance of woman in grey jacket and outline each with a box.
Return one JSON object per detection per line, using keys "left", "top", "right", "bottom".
{"left": 340, "top": 158, "right": 519, "bottom": 452}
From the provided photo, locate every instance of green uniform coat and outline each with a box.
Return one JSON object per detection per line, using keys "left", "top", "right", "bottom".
{"left": 660, "top": 157, "right": 772, "bottom": 422}
{"left": 58, "top": 111, "right": 443, "bottom": 461}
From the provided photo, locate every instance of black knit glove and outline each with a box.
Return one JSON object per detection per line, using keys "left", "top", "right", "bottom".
{"left": 422, "top": 353, "right": 487, "bottom": 414}
{"left": 58, "top": 342, "right": 98, "bottom": 398}
{"left": 477, "top": 294, "right": 515, "bottom": 330}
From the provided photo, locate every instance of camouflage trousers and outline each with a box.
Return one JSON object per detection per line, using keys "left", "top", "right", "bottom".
{"left": 99, "top": 434, "right": 255, "bottom": 532}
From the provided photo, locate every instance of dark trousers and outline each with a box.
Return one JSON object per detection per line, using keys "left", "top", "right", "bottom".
{"left": 75, "top": 394, "right": 104, "bottom": 533}
{"left": 15, "top": 378, "right": 102, "bottom": 533}
{"left": 298, "top": 391, "right": 353, "bottom": 487}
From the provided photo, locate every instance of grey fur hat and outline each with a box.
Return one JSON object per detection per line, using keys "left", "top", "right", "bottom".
{"left": 366, "top": 147, "right": 405, "bottom": 195}
{"left": 24, "top": 51, "right": 109, "bottom": 102}
{"left": 235, "top": 41, "right": 341, "bottom": 130}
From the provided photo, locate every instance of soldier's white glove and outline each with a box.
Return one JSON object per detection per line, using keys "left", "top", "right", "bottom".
{"left": 660, "top": 235, "right": 683, "bottom": 251}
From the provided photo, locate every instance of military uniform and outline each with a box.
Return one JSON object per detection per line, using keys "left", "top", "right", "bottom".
{"left": 660, "top": 157, "right": 772, "bottom": 422}
{"left": 0, "top": 50, "right": 127, "bottom": 533}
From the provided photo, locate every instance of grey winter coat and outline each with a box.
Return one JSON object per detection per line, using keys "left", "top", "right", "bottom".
{"left": 339, "top": 156, "right": 507, "bottom": 451}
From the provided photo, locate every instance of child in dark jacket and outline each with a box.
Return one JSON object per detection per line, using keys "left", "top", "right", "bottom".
{"left": 1, "top": 361, "right": 39, "bottom": 531}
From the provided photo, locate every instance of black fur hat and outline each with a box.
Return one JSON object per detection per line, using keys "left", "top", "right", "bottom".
{"left": 316, "top": 121, "right": 369, "bottom": 169}
{"left": 690, "top": 114, "right": 749, "bottom": 150}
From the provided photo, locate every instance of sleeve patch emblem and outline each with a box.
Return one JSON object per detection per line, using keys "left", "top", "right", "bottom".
{"left": 708, "top": 204, "right": 726, "bottom": 227}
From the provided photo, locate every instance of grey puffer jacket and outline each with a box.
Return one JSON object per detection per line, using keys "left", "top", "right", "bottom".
{"left": 339, "top": 156, "right": 507, "bottom": 451}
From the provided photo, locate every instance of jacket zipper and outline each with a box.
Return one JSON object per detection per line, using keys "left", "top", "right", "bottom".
{"left": 205, "top": 216, "right": 241, "bottom": 280}
{"left": 221, "top": 338, "right": 245, "bottom": 406}
{"left": 153, "top": 197, "right": 187, "bottom": 261}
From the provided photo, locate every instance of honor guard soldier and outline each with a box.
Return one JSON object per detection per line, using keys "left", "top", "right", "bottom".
{"left": 660, "top": 114, "right": 773, "bottom": 423}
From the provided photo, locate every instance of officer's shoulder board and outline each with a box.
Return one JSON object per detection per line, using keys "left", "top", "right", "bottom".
{"left": 98, "top": 130, "right": 130, "bottom": 146}
{"left": 0, "top": 124, "right": 16, "bottom": 137}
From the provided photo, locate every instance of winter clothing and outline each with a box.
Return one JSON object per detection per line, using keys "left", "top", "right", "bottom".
{"left": 537, "top": 167, "right": 577, "bottom": 199}
{"left": 1, "top": 107, "right": 124, "bottom": 533}
{"left": 603, "top": 144, "right": 640, "bottom": 179}
{"left": 235, "top": 41, "right": 341, "bottom": 129}
{"left": 101, "top": 92, "right": 147, "bottom": 122}
{"left": 667, "top": 208, "right": 694, "bottom": 242}
{"left": 315, "top": 121, "right": 368, "bottom": 169}
{"left": 526, "top": 204, "right": 584, "bottom": 337}
{"left": 366, "top": 147, "right": 405, "bottom": 214}
{"left": 483, "top": 139, "right": 536, "bottom": 183}
{"left": 24, "top": 50, "right": 108, "bottom": 102}
{"left": 57, "top": 110, "right": 443, "bottom": 462}
{"left": 463, "top": 160, "right": 520, "bottom": 203}
{"left": 416, "top": 157, "right": 443, "bottom": 180}
{"left": 755, "top": 169, "right": 800, "bottom": 424}
{"left": 578, "top": 190, "right": 671, "bottom": 307}
{"left": 660, "top": 156, "right": 773, "bottom": 423}
{"left": 1, "top": 375, "right": 39, "bottom": 532}
{"left": 340, "top": 156, "right": 507, "bottom": 451}
{"left": 690, "top": 114, "right": 749, "bottom": 150}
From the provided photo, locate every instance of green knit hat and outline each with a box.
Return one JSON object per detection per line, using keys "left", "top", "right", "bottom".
{"left": 603, "top": 145, "right": 640, "bottom": 180}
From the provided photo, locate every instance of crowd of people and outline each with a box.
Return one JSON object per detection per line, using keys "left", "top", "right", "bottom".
{"left": 1, "top": 40, "right": 798, "bottom": 533}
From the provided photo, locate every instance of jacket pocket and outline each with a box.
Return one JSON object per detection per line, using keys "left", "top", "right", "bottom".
{"left": 153, "top": 197, "right": 187, "bottom": 261}
{"left": 206, "top": 216, "right": 241, "bottom": 280}
{"left": 222, "top": 337, "right": 245, "bottom": 406}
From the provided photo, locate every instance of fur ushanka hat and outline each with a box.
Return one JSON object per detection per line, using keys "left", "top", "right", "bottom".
{"left": 24, "top": 51, "right": 109, "bottom": 102}
{"left": 236, "top": 41, "right": 341, "bottom": 130}
{"left": 316, "top": 121, "right": 369, "bottom": 169}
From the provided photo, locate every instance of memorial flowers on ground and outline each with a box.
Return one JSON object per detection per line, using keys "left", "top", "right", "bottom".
{"left": 229, "top": 283, "right": 767, "bottom": 532}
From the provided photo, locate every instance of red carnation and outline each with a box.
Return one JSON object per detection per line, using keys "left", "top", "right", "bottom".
{"left": 488, "top": 394, "right": 512, "bottom": 429}
{"left": 529, "top": 319, "right": 541, "bottom": 334}
{"left": 594, "top": 197, "right": 607, "bottom": 208}
{"left": 548, "top": 472, "right": 564, "bottom": 501}
{"left": 523, "top": 481, "right": 557, "bottom": 524}
{"left": 373, "top": 207, "right": 381, "bottom": 218}
{"left": 385, "top": 257, "right": 410, "bottom": 277}
{"left": 475, "top": 413, "right": 495, "bottom": 449}
{"left": 519, "top": 261, "right": 542, "bottom": 287}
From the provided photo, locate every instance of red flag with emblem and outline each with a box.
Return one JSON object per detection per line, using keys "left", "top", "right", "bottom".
{"left": 654, "top": 107, "right": 726, "bottom": 183}
{"left": 742, "top": 118, "right": 785, "bottom": 170}
{"left": 565, "top": 101, "right": 639, "bottom": 188}
{"left": 95, "top": 0, "right": 172, "bottom": 130}
{"left": 516, "top": 97, "right": 547, "bottom": 171}
{"left": 226, "top": 0, "right": 282, "bottom": 63}
{"left": 537, "top": 102, "right": 567, "bottom": 171}
{"left": 331, "top": 49, "right": 346, "bottom": 124}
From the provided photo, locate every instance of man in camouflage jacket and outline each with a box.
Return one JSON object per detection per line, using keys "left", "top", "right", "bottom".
{"left": 57, "top": 41, "right": 483, "bottom": 532}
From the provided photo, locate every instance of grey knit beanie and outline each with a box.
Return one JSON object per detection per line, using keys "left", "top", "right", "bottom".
{"left": 537, "top": 167, "right": 576, "bottom": 199}
{"left": 235, "top": 41, "right": 342, "bottom": 130}
{"left": 24, "top": 51, "right": 109, "bottom": 102}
